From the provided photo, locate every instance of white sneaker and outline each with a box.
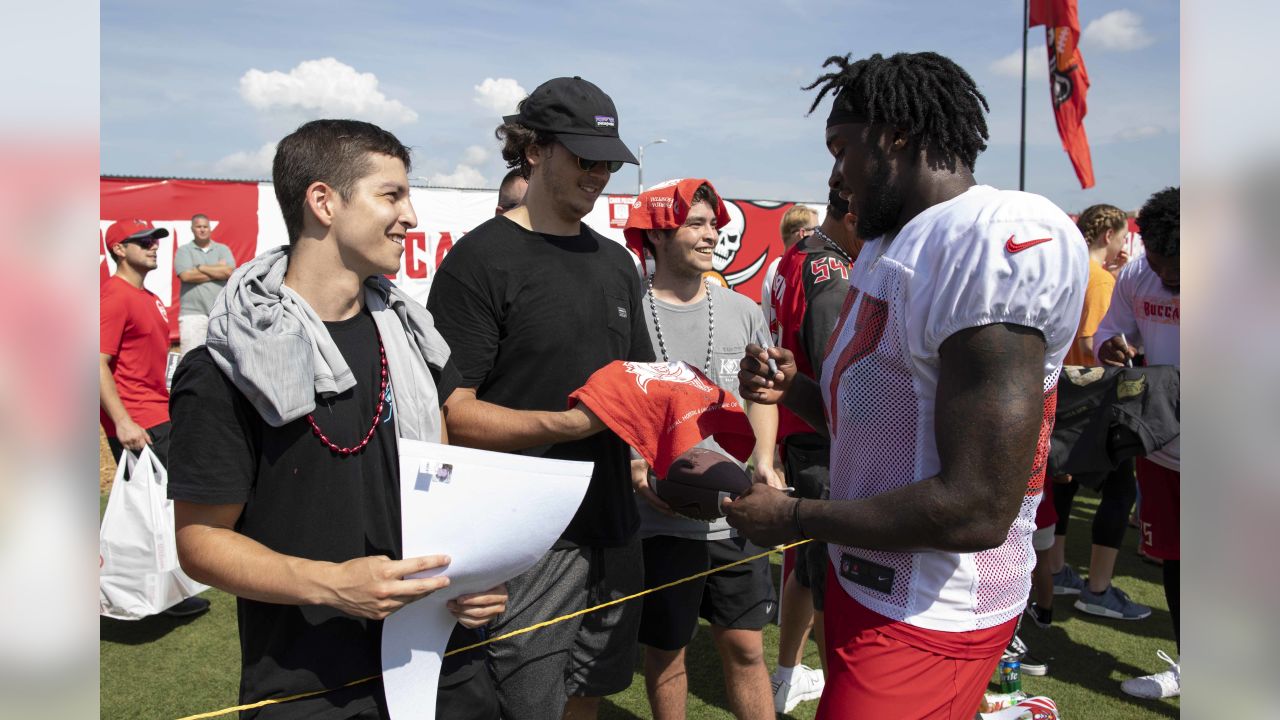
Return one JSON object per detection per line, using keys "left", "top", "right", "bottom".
{"left": 771, "top": 664, "right": 825, "bottom": 713}
{"left": 1120, "top": 650, "right": 1180, "bottom": 699}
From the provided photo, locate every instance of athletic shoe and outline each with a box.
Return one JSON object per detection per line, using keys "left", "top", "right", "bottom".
{"left": 772, "top": 664, "right": 824, "bottom": 714}
{"left": 1120, "top": 650, "right": 1180, "bottom": 699}
{"left": 1024, "top": 602, "right": 1053, "bottom": 629}
{"left": 1051, "top": 565, "right": 1085, "bottom": 596}
{"left": 1004, "top": 635, "right": 1048, "bottom": 676}
{"left": 1074, "top": 585, "right": 1152, "bottom": 620}
{"left": 163, "top": 596, "right": 210, "bottom": 618}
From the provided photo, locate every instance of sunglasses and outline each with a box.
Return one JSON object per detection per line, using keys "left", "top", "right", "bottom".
{"left": 575, "top": 155, "right": 624, "bottom": 174}
{"left": 123, "top": 237, "right": 161, "bottom": 250}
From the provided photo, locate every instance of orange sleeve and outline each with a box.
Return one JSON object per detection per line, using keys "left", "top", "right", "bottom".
{"left": 1077, "top": 265, "right": 1115, "bottom": 340}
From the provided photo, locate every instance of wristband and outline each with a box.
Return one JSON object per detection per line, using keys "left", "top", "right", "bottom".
{"left": 792, "top": 498, "right": 806, "bottom": 539}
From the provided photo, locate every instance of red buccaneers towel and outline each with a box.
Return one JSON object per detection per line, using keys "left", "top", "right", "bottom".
{"left": 569, "top": 360, "right": 756, "bottom": 477}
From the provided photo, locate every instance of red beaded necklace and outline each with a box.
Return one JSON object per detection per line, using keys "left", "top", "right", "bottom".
{"left": 307, "top": 331, "right": 388, "bottom": 456}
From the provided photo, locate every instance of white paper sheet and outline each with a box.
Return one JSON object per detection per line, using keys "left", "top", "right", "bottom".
{"left": 381, "top": 439, "right": 593, "bottom": 719}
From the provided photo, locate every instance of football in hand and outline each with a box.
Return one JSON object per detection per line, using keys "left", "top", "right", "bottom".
{"left": 649, "top": 447, "right": 752, "bottom": 521}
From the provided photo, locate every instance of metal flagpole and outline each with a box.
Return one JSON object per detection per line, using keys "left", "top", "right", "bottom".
{"left": 1020, "top": 0, "right": 1029, "bottom": 191}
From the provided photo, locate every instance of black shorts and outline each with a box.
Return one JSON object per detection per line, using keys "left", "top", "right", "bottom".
{"left": 783, "top": 433, "right": 830, "bottom": 611}
{"left": 638, "top": 535, "right": 776, "bottom": 652}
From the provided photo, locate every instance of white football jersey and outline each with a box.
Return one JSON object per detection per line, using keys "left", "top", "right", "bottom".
{"left": 821, "top": 185, "right": 1088, "bottom": 631}
{"left": 1095, "top": 256, "right": 1180, "bottom": 471}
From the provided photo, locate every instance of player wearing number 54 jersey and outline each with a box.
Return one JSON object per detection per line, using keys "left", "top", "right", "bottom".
{"left": 727, "top": 52, "right": 1087, "bottom": 720}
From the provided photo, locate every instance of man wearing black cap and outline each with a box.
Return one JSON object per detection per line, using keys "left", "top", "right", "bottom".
{"left": 427, "top": 77, "right": 654, "bottom": 720}
{"left": 100, "top": 218, "right": 210, "bottom": 618}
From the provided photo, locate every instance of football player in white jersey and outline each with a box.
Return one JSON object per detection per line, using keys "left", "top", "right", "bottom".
{"left": 727, "top": 51, "right": 1087, "bottom": 719}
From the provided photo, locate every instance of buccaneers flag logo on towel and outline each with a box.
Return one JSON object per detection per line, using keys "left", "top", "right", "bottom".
{"left": 1030, "top": 0, "right": 1095, "bottom": 189}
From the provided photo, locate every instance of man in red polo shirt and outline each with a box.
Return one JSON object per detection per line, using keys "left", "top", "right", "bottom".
{"left": 100, "top": 218, "right": 209, "bottom": 618}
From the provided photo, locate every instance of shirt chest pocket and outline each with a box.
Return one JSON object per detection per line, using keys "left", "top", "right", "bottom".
{"left": 711, "top": 341, "right": 747, "bottom": 389}
{"left": 603, "top": 293, "right": 632, "bottom": 354}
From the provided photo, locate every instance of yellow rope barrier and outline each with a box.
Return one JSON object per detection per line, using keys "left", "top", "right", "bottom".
{"left": 174, "top": 539, "right": 811, "bottom": 720}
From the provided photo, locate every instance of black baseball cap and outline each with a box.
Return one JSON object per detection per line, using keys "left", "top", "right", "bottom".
{"left": 504, "top": 76, "right": 639, "bottom": 165}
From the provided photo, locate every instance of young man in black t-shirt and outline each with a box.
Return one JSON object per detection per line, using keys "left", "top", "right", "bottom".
{"left": 168, "top": 119, "right": 507, "bottom": 720}
{"left": 427, "top": 77, "right": 653, "bottom": 720}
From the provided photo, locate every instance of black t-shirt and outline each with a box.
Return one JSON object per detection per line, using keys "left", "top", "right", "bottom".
{"left": 427, "top": 216, "right": 655, "bottom": 547}
{"left": 168, "top": 308, "right": 473, "bottom": 720}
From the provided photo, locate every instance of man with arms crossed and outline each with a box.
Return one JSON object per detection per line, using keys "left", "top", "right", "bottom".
{"left": 174, "top": 213, "right": 235, "bottom": 355}
{"left": 624, "top": 178, "right": 781, "bottom": 720}
{"left": 169, "top": 120, "right": 506, "bottom": 719}
{"left": 427, "top": 77, "right": 654, "bottom": 720}
{"left": 728, "top": 52, "right": 1087, "bottom": 719}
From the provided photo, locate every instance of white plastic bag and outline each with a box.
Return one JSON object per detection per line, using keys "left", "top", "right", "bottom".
{"left": 99, "top": 447, "right": 208, "bottom": 619}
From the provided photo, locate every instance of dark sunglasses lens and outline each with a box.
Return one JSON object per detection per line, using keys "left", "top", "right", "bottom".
{"left": 576, "top": 156, "right": 625, "bottom": 174}
{"left": 129, "top": 238, "right": 159, "bottom": 249}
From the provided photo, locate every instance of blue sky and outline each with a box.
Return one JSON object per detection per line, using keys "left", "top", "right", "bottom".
{"left": 101, "top": 0, "right": 1179, "bottom": 212}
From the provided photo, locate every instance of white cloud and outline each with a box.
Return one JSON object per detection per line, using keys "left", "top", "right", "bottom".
{"left": 1082, "top": 10, "right": 1153, "bottom": 52}
{"left": 1114, "top": 125, "right": 1165, "bottom": 142}
{"left": 238, "top": 58, "right": 418, "bottom": 125}
{"left": 473, "top": 78, "right": 527, "bottom": 114}
{"left": 462, "top": 145, "right": 490, "bottom": 165}
{"left": 990, "top": 49, "right": 1047, "bottom": 79}
{"left": 428, "top": 164, "right": 486, "bottom": 188}
{"left": 213, "top": 142, "right": 276, "bottom": 178}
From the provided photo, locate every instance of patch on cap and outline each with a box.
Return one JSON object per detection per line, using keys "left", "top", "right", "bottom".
{"left": 594, "top": 115, "right": 616, "bottom": 128}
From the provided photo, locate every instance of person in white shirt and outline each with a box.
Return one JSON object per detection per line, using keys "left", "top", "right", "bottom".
{"left": 1095, "top": 186, "right": 1181, "bottom": 700}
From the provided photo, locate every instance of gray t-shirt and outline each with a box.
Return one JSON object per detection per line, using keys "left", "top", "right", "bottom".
{"left": 175, "top": 241, "right": 236, "bottom": 316}
{"left": 638, "top": 282, "right": 768, "bottom": 540}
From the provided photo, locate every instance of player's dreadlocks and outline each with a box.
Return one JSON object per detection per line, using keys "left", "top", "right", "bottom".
{"left": 1136, "top": 187, "right": 1179, "bottom": 257}
{"left": 804, "top": 52, "right": 990, "bottom": 172}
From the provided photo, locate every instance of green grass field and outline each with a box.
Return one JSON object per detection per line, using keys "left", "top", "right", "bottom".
{"left": 101, "top": 493, "right": 1179, "bottom": 719}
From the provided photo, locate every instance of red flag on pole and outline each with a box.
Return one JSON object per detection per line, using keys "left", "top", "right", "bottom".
{"left": 1029, "top": 0, "right": 1095, "bottom": 189}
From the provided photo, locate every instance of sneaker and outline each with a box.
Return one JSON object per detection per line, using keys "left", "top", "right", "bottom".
{"left": 163, "top": 596, "right": 210, "bottom": 618}
{"left": 771, "top": 664, "right": 824, "bottom": 713}
{"left": 1074, "top": 585, "right": 1152, "bottom": 620}
{"left": 1024, "top": 602, "right": 1053, "bottom": 629}
{"left": 1051, "top": 565, "right": 1085, "bottom": 596}
{"left": 1004, "top": 635, "right": 1048, "bottom": 676}
{"left": 1120, "top": 650, "right": 1180, "bottom": 699}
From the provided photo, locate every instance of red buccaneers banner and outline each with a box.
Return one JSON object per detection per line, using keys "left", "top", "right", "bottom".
{"left": 100, "top": 178, "right": 261, "bottom": 339}
{"left": 101, "top": 176, "right": 815, "bottom": 340}
{"left": 1030, "top": 0, "right": 1095, "bottom": 189}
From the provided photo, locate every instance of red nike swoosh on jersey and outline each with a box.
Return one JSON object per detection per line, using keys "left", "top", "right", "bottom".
{"left": 1005, "top": 235, "right": 1053, "bottom": 253}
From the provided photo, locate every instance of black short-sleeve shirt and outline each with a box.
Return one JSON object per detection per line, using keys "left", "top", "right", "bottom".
{"left": 427, "top": 216, "right": 655, "bottom": 547}
{"left": 168, "top": 308, "right": 474, "bottom": 719}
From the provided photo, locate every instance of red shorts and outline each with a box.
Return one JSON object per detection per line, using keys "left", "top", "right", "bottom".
{"left": 1034, "top": 482, "right": 1057, "bottom": 530}
{"left": 1137, "top": 457, "right": 1180, "bottom": 560}
{"left": 817, "top": 563, "right": 1016, "bottom": 720}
